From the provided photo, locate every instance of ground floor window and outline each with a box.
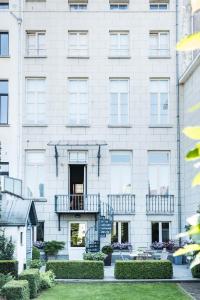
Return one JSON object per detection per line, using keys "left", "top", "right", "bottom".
{"left": 112, "top": 221, "right": 129, "bottom": 244}
{"left": 151, "top": 222, "right": 170, "bottom": 243}
{"left": 36, "top": 221, "right": 44, "bottom": 242}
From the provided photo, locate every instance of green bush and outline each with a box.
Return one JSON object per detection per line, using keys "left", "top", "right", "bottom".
{"left": 114, "top": 260, "right": 173, "bottom": 279}
{"left": 46, "top": 260, "right": 104, "bottom": 279}
{"left": 0, "top": 232, "right": 15, "bottom": 260}
{"left": 83, "top": 252, "right": 107, "bottom": 261}
{"left": 102, "top": 245, "right": 113, "bottom": 255}
{"left": 0, "top": 260, "right": 18, "bottom": 277}
{"left": 191, "top": 264, "right": 200, "bottom": 278}
{"left": 32, "top": 247, "right": 40, "bottom": 260}
{"left": 39, "top": 271, "right": 55, "bottom": 290}
{"left": 1, "top": 280, "right": 30, "bottom": 300}
{"left": 19, "top": 268, "right": 40, "bottom": 299}
{"left": 44, "top": 241, "right": 65, "bottom": 256}
{"left": 0, "top": 273, "right": 13, "bottom": 289}
{"left": 29, "top": 259, "right": 42, "bottom": 269}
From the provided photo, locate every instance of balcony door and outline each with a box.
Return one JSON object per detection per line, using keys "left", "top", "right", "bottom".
{"left": 69, "top": 164, "right": 87, "bottom": 210}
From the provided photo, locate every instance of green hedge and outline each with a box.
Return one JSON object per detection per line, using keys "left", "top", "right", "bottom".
{"left": 19, "top": 268, "right": 40, "bottom": 298}
{"left": 114, "top": 260, "right": 173, "bottom": 279}
{"left": 1, "top": 280, "right": 30, "bottom": 300}
{"left": 191, "top": 264, "right": 200, "bottom": 278}
{"left": 46, "top": 260, "right": 104, "bottom": 279}
{"left": 0, "top": 260, "right": 18, "bottom": 277}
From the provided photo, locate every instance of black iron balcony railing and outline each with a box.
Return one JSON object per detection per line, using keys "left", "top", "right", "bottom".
{"left": 108, "top": 194, "right": 135, "bottom": 215}
{"left": 55, "top": 194, "right": 100, "bottom": 213}
{"left": 146, "top": 195, "right": 174, "bottom": 215}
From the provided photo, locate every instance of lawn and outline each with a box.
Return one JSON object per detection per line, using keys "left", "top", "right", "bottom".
{"left": 38, "top": 283, "right": 189, "bottom": 300}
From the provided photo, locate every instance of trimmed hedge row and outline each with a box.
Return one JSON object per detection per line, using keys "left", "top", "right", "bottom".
{"left": 191, "top": 264, "right": 200, "bottom": 278}
{"left": 19, "top": 268, "right": 40, "bottom": 298}
{"left": 114, "top": 260, "right": 173, "bottom": 279}
{"left": 46, "top": 260, "right": 104, "bottom": 279}
{"left": 1, "top": 280, "right": 30, "bottom": 300}
{"left": 0, "top": 260, "right": 18, "bottom": 277}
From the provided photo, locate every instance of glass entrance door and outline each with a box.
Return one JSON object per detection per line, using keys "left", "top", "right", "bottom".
{"left": 68, "top": 222, "right": 86, "bottom": 260}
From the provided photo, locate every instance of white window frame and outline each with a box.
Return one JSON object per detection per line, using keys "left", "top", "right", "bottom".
{"left": 150, "top": 78, "right": 169, "bottom": 125}
{"left": 68, "top": 151, "right": 88, "bottom": 164}
{"left": 69, "top": 3, "right": 87, "bottom": 11}
{"left": 149, "top": 1, "right": 169, "bottom": 10}
{"left": 151, "top": 221, "right": 171, "bottom": 243}
{"left": 26, "top": 31, "right": 46, "bottom": 57}
{"left": 109, "top": 31, "right": 129, "bottom": 57}
{"left": 149, "top": 31, "right": 170, "bottom": 57}
{"left": 112, "top": 221, "right": 130, "bottom": 243}
{"left": 68, "top": 31, "right": 89, "bottom": 57}
{"left": 110, "top": 3, "right": 128, "bottom": 10}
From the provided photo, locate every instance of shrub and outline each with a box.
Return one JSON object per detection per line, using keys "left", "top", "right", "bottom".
{"left": 0, "top": 273, "right": 13, "bottom": 289}
{"left": 46, "top": 260, "right": 104, "bottom": 279}
{"left": 83, "top": 252, "right": 107, "bottom": 261}
{"left": 114, "top": 260, "right": 173, "bottom": 279}
{"left": 32, "top": 246, "right": 40, "bottom": 260}
{"left": 44, "top": 241, "right": 65, "bottom": 256}
{"left": 102, "top": 245, "right": 113, "bottom": 255}
{"left": 29, "top": 259, "right": 42, "bottom": 269}
{"left": 0, "top": 261, "right": 18, "bottom": 277}
{"left": 191, "top": 264, "right": 200, "bottom": 278}
{"left": 1, "top": 280, "right": 30, "bottom": 300}
{"left": 19, "top": 268, "right": 40, "bottom": 299}
{"left": 0, "top": 232, "right": 15, "bottom": 260}
{"left": 39, "top": 271, "right": 55, "bottom": 290}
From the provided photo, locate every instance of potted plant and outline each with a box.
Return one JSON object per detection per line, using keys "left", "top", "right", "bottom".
{"left": 44, "top": 240, "right": 65, "bottom": 260}
{"left": 102, "top": 245, "right": 113, "bottom": 266}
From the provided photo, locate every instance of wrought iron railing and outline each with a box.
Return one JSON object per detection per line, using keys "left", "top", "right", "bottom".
{"left": 146, "top": 195, "right": 174, "bottom": 215}
{"left": 108, "top": 194, "right": 135, "bottom": 214}
{"left": 55, "top": 194, "right": 100, "bottom": 213}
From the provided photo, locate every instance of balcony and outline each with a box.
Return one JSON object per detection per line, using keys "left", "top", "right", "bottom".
{"left": 55, "top": 194, "right": 100, "bottom": 214}
{"left": 1, "top": 176, "right": 22, "bottom": 198}
{"left": 146, "top": 195, "right": 174, "bottom": 215}
{"left": 108, "top": 194, "right": 135, "bottom": 215}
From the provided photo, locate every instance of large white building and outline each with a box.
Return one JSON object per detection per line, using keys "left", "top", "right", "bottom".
{"left": 0, "top": 0, "right": 199, "bottom": 261}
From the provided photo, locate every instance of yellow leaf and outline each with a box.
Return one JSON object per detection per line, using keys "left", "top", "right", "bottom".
{"left": 190, "top": 252, "right": 200, "bottom": 269}
{"left": 192, "top": 172, "right": 200, "bottom": 187}
{"left": 183, "top": 127, "right": 200, "bottom": 140}
{"left": 176, "top": 225, "right": 200, "bottom": 238}
{"left": 176, "top": 32, "right": 200, "bottom": 51}
{"left": 173, "top": 244, "right": 200, "bottom": 256}
{"left": 188, "top": 102, "right": 200, "bottom": 112}
{"left": 191, "top": 0, "right": 200, "bottom": 14}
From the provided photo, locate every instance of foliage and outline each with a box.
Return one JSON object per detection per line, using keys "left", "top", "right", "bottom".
{"left": 0, "top": 260, "right": 18, "bottom": 277}
{"left": 111, "top": 243, "right": 132, "bottom": 251}
{"left": 191, "top": 264, "right": 200, "bottom": 278}
{"left": 83, "top": 252, "right": 107, "bottom": 261}
{"left": 19, "top": 268, "right": 40, "bottom": 299}
{"left": 32, "top": 246, "right": 40, "bottom": 260}
{"left": 33, "top": 241, "right": 45, "bottom": 250}
{"left": 0, "top": 273, "right": 13, "bottom": 289}
{"left": 1, "top": 280, "right": 30, "bottom": 300}
{"left": 44, "top": 241, "right": 65, "bottom": 256}
{"left": 176, "top": 32, "right": 200, "bottom": 51}
{"left": 114, "top": 260, "right": 173, "bottom": 279}
{"left": 46, "top": 260, "right": 104, "bottom": 279}
{"left": 151, "top": 240, "right": 177, "bottom": 251}
{"left": 102, "top": 245, "right": 113, "bottom": 255}
{"left": 29, "top": 259, "right": 42, "bottom": 269}
{"left": 39, "top": 271, "right": 55, "bottom": 290}
{"left": 0, "top": 232, "right": 15, "bottom": 260}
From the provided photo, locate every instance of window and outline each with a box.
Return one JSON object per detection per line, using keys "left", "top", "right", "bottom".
{"left": 69, "top": 151, "right": 87, "bottom": 164}
{"left": 112, "top": 222, "right": 129, "bottom": 243}
{"left": 68, "top": 79, "right": 88, "bottom": 125}
{"left": 0, "top": 162, "right": 9, "bottom": 175}
{"left": 148, "top": 151, "right": 170, "bottom": 195}
{"left": 109, "top": 31, "right": 129, "bottom": 57}
{"left": 151, "top": 222, "right": 170, "bottom": 243}
{"left": 149, "top": 0, "right": 169, "bottom": 10}
{"left": 36, "top": 221, "right": 44, "bottom": 242}
{"left": 149, "top": 31, "right": 170, "bottom": 57}
{"left": 69, "top": 4, "right": 87, "bottom": 10}
{"left": 26, "top": 31, "right": 46, "bottom": 56}
{"left": 20, "top": 232, "right": 23, "bottom": 246}
{"left": 110, "top": 79, "right": 129, "bottom": 125}
{"left": 0, "top": 32, "right": 9, "bottom": 56}
{"left": 110, "top": 4, "right": 128, "bottom": 10}
{"left": 25, "top": 78, "right": 46, "bottom": 124}
{"left": 0, "top": 80, "right": 8, "bottom": 124}
{"left": 150, "top": 79, "right": 169, "bottom": 125}
{"left": 110, "top": 151, "right": 132, "bottom": 193}
{"left": 25, "top": 151, "right": 45, "bottom": 198}
{"left": 68, "top": 31, "right": 88, "bottom": 57}
{"left": 0, "top": 1, "right": 9, "bottom": 9}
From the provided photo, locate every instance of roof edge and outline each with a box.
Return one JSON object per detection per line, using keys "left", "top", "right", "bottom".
{"left": 179, "top": 53, "right": 200, "bottom": 84}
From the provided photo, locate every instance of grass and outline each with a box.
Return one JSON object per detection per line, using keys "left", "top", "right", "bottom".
{"left": 38, "top": 283, "right": 190, "bottom": 300}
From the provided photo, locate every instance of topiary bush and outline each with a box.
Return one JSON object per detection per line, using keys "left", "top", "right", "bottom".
{"left": 19, "top": 268, "right": 40, "bottom": 299}
{"left": 46, "top": 260, "right": 104, "bottom": 279}
{"left": 191, "top": 264, "right": 200, "bottom": 278}
{"left": 1, "top": 280, "right": 30, "bottom": 300}
{"left": 39, "top": 271, "right": 55, "bottom": 290}
{"left": 44, "top": 241, "right": 65, "bottom": 256}
{"left": 114, "top": 260, "right": 173, "bottom": 279}
{"left": 0, "top": 273, "right": 13, "bottom": 289}
{"left": 32, "top": 246, "right": 40, "bottom": 260}
{"left": 0, "top": 261, "right": 18, "bottom": 277}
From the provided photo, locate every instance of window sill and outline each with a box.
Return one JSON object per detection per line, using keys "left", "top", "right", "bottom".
{"left": 24, "top": 56, "right": 47, "bottom": 59}
{"left": 0, "top": 124, "right": 10, "bottom": 127}
{"left": 67, "top": 56, "right": 89, "bottom": 59}
{"left": 66, "top": 124, "right": 90, "bottom": 128}
{"left": 30, "top": 198, "right": 47, "bottom": 203}
{"left": 22, "top": 124, "right": 48, "bottom": 127}
{"left": 149, "top": 124, "right": 173, "bottom": 128}
{"left": 148, "top": 56, "right": 171, "bottom": 59}
{"left": 108, "top": 124, "right": 132, "bottom": 128}
{"left": 108, "top": 56, "right": 131, "bottom": 59}
{"left": 0, "top": 55, "right": 10, "bottom": 58}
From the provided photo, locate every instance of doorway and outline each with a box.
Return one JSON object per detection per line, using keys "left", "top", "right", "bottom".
{"left": 69, "top": 165, "right": 87, "bottom": 210}
{"left": 68, "top": 222, "right": 87, "bottom": 260}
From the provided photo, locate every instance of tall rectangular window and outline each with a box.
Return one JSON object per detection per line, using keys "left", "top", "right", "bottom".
{"left": 149, "top": 31, "right": 170, "bottom": 57}
{"left": 151, "top": 222, "right": 170, "bottom": 243}
{"left": 0, "top": 32, "right": 9, "bottom": 56}
{"left": 68, "top": 79, "right": 88, "bottom": 125}
{"left": 109, "top": 31, "right": 129, "bottom": 57}
{"left": 26, "top": 151, "right": 45, "bottom": 198}
{"left": 68, "top": 31, "right": 88, "bottom": 57}
{"left": 150, "top": 79, "right": 169, "bottom": 125}
{"left": 110, "top": 151, "right": 132, "bottom": 194}
{"left": 0, "top": 80, "right": 8, "bottom": 124}
{"left": 149, "top": 0, "right": 169, "bottom": 10}
{"left": 25, "top": 78, "right": 46, "bottom": 124}
{"left": 112, "top": 222, "right": 130, "bottom": 243}
{"left": 148, "top": 151, "right": 170, "bottom": 195}
{"left": 110, "top": 79, "right": 129, "bottom": 125}
{"left": 36, "top": 221, "right": 44, "bottom": 242}
{"left": 0, "top": 2, "right": 9, "bottom": 9}
{"left": 26, "top": 31, "right": 46, "bottom": 56}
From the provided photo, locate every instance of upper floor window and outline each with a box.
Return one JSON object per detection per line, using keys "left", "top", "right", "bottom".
{"left": 0, "top": 162, "right": 9, "bottom": 176}
{"left": 109, "top": 31, "right": 129, "bottom": 57}
{"left": 26, "top": 31, "right": 46, "bottom": 57}
{"left": 150, "top": 79, "right": 169, "bottom": 125}
{"left": 0, "top": 32, "right": 9, "bottom": 56}
{"left": 70, "top": 4, "right": 87, "bottom": 10}
{"left": 0, "top": 80, "right": 8, "bottom": 124}
{"left": 0, "top": 1, "right": 9, "bottom": 9}
{"left": 68, "top": 31, "right": 88, "bottom": 57}
{"left": 110, "top": 4, "right": 128, "bottom": 10}
{"left": 149, "top": 31, "right": 170, "bottom": 57}
{"left": 149, "top": 0, "right": 169, "bottom": 10}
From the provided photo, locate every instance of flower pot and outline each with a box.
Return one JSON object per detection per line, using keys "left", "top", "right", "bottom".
{"left": 174, "top": 255, "right": 183, "bottom": 265}
{"left": 104, "top": 253, "right": 112, "bottom": 266}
